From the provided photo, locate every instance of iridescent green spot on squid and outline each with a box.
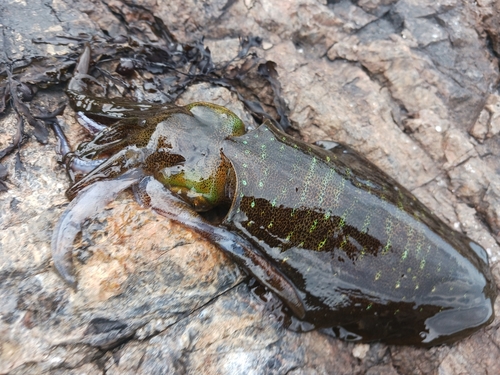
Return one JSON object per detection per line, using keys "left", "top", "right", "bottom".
{"left": 317, "top": 238, "right": 327, "bottom": 250}
{"left": 340, "top": 236, "right": 348, "bottom": 249}
{"left": 244, "top": 149, "right": 250, "bottom": 155}
{"left": 285, "top": 232, "right": 293, "bottom": 242}
{"left": 375, "top": 271, "right": 382, "bottom": 281}
{"left": 415, "top": 240, "right": 423, "bottom": 256}
{"left": 431, "top": 286, "right": 436, "bottom": 293}
{"left": 338, "top": 216, "right": 346, "bottom": 229}
{"left": 382, "top": 239, "right": 391, "bottom": 255}
{"left": 361, "top": 214, "right": 371, "bottom": 233}
{"left": 395, "top": 281, "right": 401, "bottom": 289}
{"left": 242, "top": 179, "right": 247, "bottom": 186}
{"left": 366, "top": 303, "right": 373, "bottom": 311}
{"left": 243, "top": 163, "right": 247, "bottom": 168}
{"left": 401, "top": 249, "right": 409, "bottom": 261}
{"left": 324, "top": 212, "right": 331, "bottom": 220}
{"left": 267, "top": 221, "right": 273, "bottom": 229}
{"left": 258, "top": 180, "right": 264, "bottom": 188}
{"left": 309, "top": 219, "right": 318, "bottom": 233}
{"left": 385, "top": 218, "right": 394, "bottom": 234}
{"left": 242, "top": 140, "right": 248, "bottom": 145}
{"left": 250, "top": 200, "right": 256, "bottom": 208}
{"left": 394, "top": 309, "right": 400, "bottom": 315}
{"left": 420, "top": 259, "right": 426, "bottom": 270}
{"left": 271, "top": 198, "right": 277, "bottom": 207}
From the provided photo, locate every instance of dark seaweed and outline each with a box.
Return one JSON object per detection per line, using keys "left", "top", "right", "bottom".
{"left": 0, "top": 164, "right": 8, "bottom": 192}
{"left": 8, "top": 79, "right": 49, "bottom": 144}
{"left": 84, "top": 317, "right": 128, "bottom": 335}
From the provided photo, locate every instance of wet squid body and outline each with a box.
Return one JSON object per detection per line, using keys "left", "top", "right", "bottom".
{"left": 53, "top": 70, "right": 495, "bottom": 348}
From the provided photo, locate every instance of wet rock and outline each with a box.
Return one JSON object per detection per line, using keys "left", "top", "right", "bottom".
{"left": 1, "top": 0, "right": 499, "bottom": 374}
{"left": 478, "top": 0, "right": 500, "bottom": 55}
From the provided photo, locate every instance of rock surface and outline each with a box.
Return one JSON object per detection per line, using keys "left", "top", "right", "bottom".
{"left": 1, "top": 0, "right": 500, "bottom": 374}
